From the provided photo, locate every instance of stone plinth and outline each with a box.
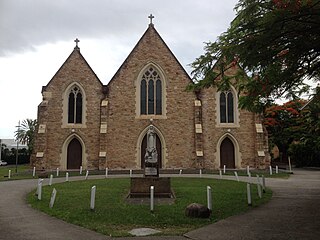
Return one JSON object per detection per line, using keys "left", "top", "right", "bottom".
{"left": 129, "top": 177, "right": 172, "bottom": 198}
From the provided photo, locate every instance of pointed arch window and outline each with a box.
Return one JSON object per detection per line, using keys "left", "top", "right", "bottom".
{"left": 140, "top": 67, "right": 162, "bottom": 115}
{"left": 68, "top": 86, "right": 83, "bottom": 124}
{"left": 220, "top": 91, "right": 234, "bottom": 123}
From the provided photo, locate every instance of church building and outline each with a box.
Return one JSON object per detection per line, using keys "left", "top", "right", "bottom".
{"left": 31, "top": 17, "right": 270, "bottom": 171}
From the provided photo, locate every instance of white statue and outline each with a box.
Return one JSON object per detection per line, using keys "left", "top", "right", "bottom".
{"left": 145, "top": 125, "right": 158, "bottom": 164}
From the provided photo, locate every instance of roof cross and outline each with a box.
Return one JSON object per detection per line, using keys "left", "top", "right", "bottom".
{"left": 148, "top": 14, "right": 154, "bottom": 25}
{"left": 74, "top": 38, "right": 80, "bottom": 48}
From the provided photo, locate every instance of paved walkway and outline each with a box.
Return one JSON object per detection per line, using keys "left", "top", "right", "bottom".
{"left": 0, "top": 169, "right": 319, "bottom": 240}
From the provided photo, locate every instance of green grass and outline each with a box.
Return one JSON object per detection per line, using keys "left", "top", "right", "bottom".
{"left": 0, "top": 164, "right": 32, "bottom": 181}
{"left": 27, "top": 177, "right": 272, "bottom": 237}
{"left": 219, "top": 169, "right": 291, "bottom": 179}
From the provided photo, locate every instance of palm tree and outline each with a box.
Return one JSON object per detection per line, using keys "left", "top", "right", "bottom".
{"left": 14, "top": 119, "right": 38, "bottom": 156}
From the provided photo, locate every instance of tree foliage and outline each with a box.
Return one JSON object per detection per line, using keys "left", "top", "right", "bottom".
{"left": 190, "top": 0, "right": 320, "bottom": 112}
{"left": 14, "top": 119, "right": 37, "bottom": 156}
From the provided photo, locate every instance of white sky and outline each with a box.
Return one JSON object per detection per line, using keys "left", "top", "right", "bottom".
{"left": 0, "top": 0, "right": 239, "bottom": 138}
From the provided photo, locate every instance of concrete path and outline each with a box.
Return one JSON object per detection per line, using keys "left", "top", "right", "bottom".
{"left": 0, "top": 170, "right": 319, "bottom": 240}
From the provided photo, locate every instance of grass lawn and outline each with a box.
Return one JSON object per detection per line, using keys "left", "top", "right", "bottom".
{"left": 27, "top": 177, "right": 272, "bottom": 237}
{"left": 0, "top": 164, "right": 32, "bottom": 181}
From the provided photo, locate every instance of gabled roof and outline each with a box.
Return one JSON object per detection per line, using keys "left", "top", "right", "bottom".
{"left": 42, "top": 47, "right": 103, "bottom": 92}
{"left": 107, "top": 23, "right": 193, "bottom": 86}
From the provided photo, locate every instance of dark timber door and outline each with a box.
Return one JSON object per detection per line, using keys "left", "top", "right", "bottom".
{"left": 220, "top": 137, "right": 235, "bottom": 168}
{"left": 141, "top": 134, "right": 162, "bottom": 169}
{"left": 67, "top": 138, "right": 82, "bottom": 169}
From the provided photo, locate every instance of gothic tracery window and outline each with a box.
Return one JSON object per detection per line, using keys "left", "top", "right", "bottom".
{"left": 140, "top": 67, "right": 162, "bottom": 115}
{"left": 68, "top": 86, "right": 83, "bottom": 124}
{"left": 220, "top": 91, "right": 234, "bottom": 123}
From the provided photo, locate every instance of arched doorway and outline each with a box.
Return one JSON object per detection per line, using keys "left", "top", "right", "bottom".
{"left": 141, "top": 133, "right": 162, "bottom": 169}
{"left": 67, "top": 138, "right": 82, "bottom": 169}
{"left": 220, "top": 137, "right": 235, "bottom": 168}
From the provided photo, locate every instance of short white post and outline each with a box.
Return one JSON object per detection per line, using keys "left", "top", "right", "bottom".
{"left": 80, "top": 166, "right": 83, "bottom": 175}
{"left": 66, "top": 172, "right": 69, "bottom": 182}
{"left": 199, "top": 169, "right": 202, "bottom": 178}
{"left": 36, "top": 178, "right": 41, "bottom": 195}
{"left": 247, "top": 183, "right": 252, "bottom": 206}
{"left": 276, "top": 165, "right": 279, "bottom": 174}
{"left": 90, "top": 186, "right": 96, "bottom": 210}
{"left": 219, "top": 170, "right": 222, "bottom": 179}
{"left": 257, "top": 182, "right": 262, "bottom": 199}
{"left": 85, "top": 170, "right": 89, "bottom": 180}
{"left": 248, "top": 171, "right": 252, "bottom": 178}
{"left": 105, "top": 168, "right": 108, "bottom": 178}
{"left": 223, "top": 165, "right": 226, "bottom": 174}
{"left": 256, "top": 174, "right": 261, "bottom": 186}
{"left": 38, "top": 179, "right": 43, "bottom": 200}
{"left": 130, "top": 169, "right": 132, "bottom": 177}
{"left": 269, "top": 166, "right": 273, "bottom": 175}
{"left": 234, "top": 171, "right": 239, "bottom": 182}
{"left": 150, "top": 186, "right": 154, "bottom": 212}
{"left": 288, "top": 156, "right": 292, "bottom": 173}
{"left": 262, "top": 175, "right": 266, "bottom": 193}
{"left": 8, "top": 170, "right": 11, "bottom": 179}
{"left": 179, "top": 169, "right": 182, "bottom": 175}
{"left": 56, "top": 168, "right": 59, "bottom": 177}
{"left": 49, "top": 174, "right": 53, "bottom": 186}
{"left": 246, "top": 166, "right": 250, "bottom": 176}
{"left": 32, "top": 167, "right": 36, "bottom": 178}
{"left": 207, "top": 186, "right": 212, "bottom": 211}
{"left": 49, "top": 188, "right": 57, "bottom": 208}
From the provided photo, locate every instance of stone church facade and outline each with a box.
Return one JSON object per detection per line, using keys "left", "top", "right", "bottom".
{"left": 31, "top": 21, "right": 270, "bottom": 171}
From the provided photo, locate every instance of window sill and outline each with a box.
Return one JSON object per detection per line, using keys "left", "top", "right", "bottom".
{"left": 135, "top": 115, "right": 167, "bottom": 120}
{"left": 216, "top": 123, "right": 240, "bottom": 128}
{"left": 62, "top": 123, "right": 87, "bottom": 128}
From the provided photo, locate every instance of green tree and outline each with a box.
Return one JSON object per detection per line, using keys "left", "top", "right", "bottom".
{"left": 14, "top": 119, "right": 38, "bottom": 156}
{"left": 190, "top": 0, "right": 320, "bottom": 112}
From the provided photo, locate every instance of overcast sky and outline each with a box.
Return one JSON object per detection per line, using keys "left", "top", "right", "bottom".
{"left": 0, "top": 0, "right": 239, "bottom": 139}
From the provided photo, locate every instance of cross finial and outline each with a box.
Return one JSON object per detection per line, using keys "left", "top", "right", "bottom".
{"left": 74, "top": 38, "right": 80, "bottom": 49}
{"left": 148, "top": 14, "right": 154, "bottom": 25}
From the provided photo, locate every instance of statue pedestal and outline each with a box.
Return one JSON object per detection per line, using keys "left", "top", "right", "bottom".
{"left": 129, "top": 177, "right": 172, "bottom": 198}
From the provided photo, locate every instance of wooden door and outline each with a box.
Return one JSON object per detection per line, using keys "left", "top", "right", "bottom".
{"left": 220, "top": 137, "right": 235, "bottom": 168}
{"left": 141, "top": 134, "right": 162, "bottom": 169}
{"left": 67, "top": 138, "right": 82, "bottom": 169}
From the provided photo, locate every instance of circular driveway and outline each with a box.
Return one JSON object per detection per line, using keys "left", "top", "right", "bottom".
{"left": 0, "top": 169, "right": 319, "bottom": 240}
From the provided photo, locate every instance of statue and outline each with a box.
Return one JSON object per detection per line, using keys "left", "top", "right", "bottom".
{"left": 144, "top": 125, "right": 158, "bottom": 176}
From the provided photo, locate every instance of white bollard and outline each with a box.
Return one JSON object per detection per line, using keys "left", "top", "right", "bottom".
{"left": 85, "top": 170, "right": 89, "bottom": 180}
{"left": 247, "top": 183, "right": 252, "bottom": 206}
{"left": 80, "top": 166, "right": 83, "bottom": 175}
{"left": 248, "top": 171, "right": 252, "bottom": 178}
{"left": 247, "top": 166, "right": 250, "bottom": 176}
{"left": 288, "top": 156, "right": 293, "bottom": 173}
{"left": 223, "top": 165, "right": 226, "bottom": 174}
{"left": 49, "top": 174, "right": 53, "bottom": 186}
{"left": 269, "top": 166, "right": 273, "bottom": 175}
{"left": 105, "top": 168, "right": 108, "bottom": 178}
{"left": 257, "top": 183, "right": 262, "bottom": 199}
{"left": 219, "top": 170, "right": 222, "bottom": 179}
{"left": 32, "top": 167, "right": 36, "bottom": 178}
{"left": 38, "top": 179, "right": 43, "bottom": 200}
{"left": 130, "top": 169, "right": 132, "bottom": 177}
{"left": 207, "top": 186, "right": 212, "bottom": 211}
{"left": 276, "top": 165, "right": 279, "bottom": 174}
{"left": 199, "top": 169, "right": 202, "bottom": 178}
{"left": 150, "top": 186, "right": 154, "bottom": 212}
{"left": 234, "top": 171, "right": 239, "bottom": 182}
{"left": 8, "top": 170, "right": 11, "bottom": 179}
{"left": 262, "top": 175, "right": 266, "bottom": 193}
{"left": 90, "top": 186, "right": 96, "bottom": 210}
{"left": 56, "top": 168, "right": 59, "bottom": 177}
{"left": 179, "top": 169, "right": 182, "bottom": 175}
{"left": 36, "top": 178, "right": 41, "bottom": 195}
{"left": 256, "top": 174, "right": 261, "bottom": 186}
{"left": 49, "top": 188, "right": 57, "bottom": 208}
{"left": 66, "top": 172, "right": 69, "bottom": 182}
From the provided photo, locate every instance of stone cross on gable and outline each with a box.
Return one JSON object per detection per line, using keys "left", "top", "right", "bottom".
{"left": 74, "top": 38, "right": 80, "bottom": 48}
{"left": 148, "top": 14, "right": 154, "bottom": 25}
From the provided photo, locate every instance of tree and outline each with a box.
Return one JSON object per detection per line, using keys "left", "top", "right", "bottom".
{"left": 14, "top": 119, "right": 37, "bottom": 156}
{"left": 264, "top": 99, "right": 306, "bottom": 162}
{"left": 190, "top": 0, "right": 320, "bottom": 112}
